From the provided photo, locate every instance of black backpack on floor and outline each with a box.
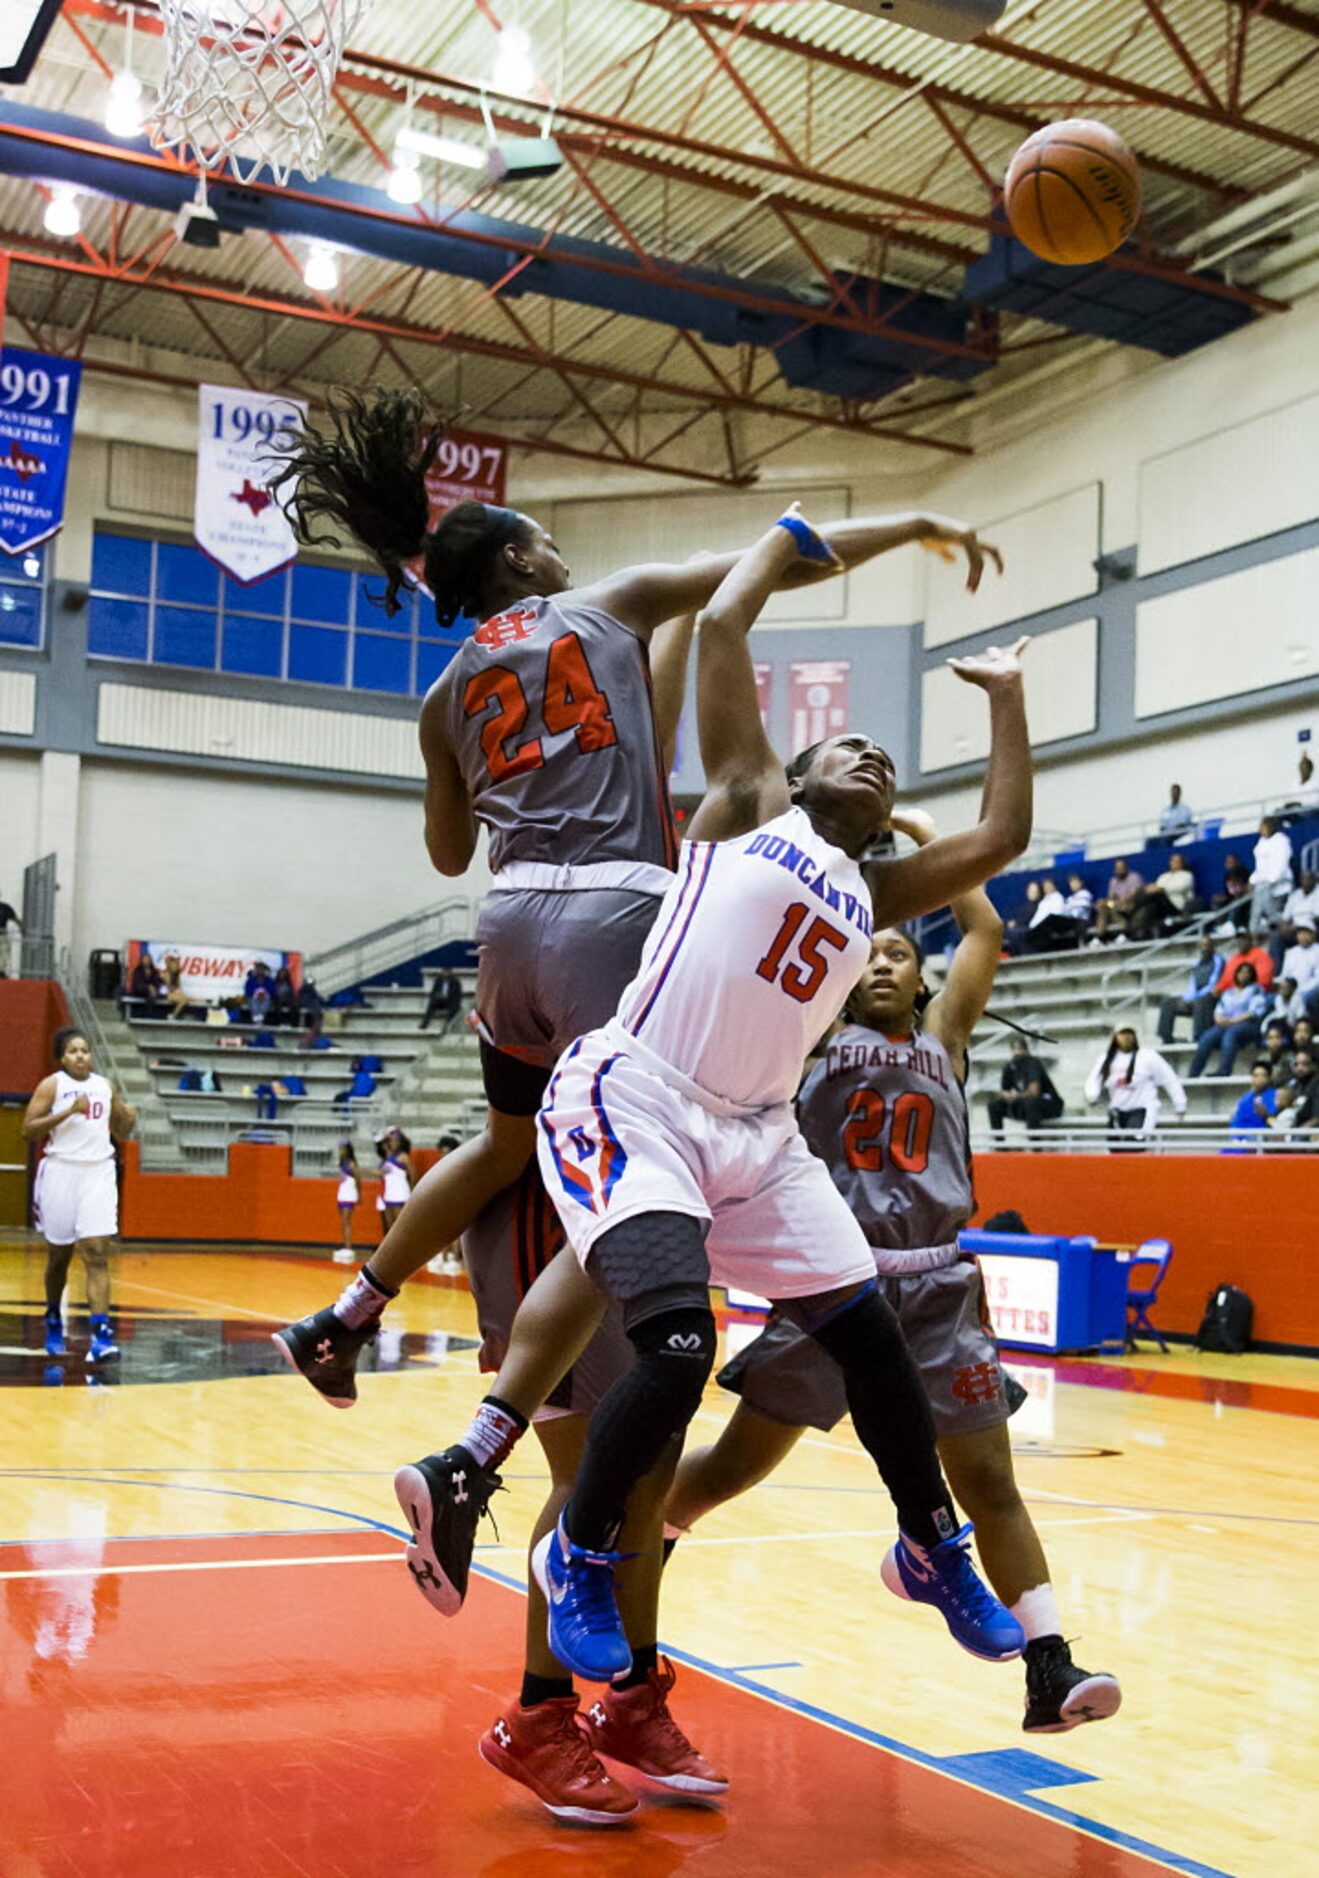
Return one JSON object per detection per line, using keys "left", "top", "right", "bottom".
{"left": 1195, "top": 1285, "right": 1253, "bottom": 1354}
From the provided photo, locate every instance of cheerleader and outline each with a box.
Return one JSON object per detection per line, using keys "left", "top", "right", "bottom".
{"left": 333, "top": 1139, "right": 362, "bottom": 1262}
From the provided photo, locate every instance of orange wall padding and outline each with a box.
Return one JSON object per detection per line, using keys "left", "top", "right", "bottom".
{"left": 0, "top": 981, "right": 70, "bottom": 1099}
{"left": 973, "top": 1153, "right": 1319, "bottom": 1347}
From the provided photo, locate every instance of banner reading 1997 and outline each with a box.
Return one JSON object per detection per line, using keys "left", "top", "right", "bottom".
{"left": 195, "top": 384, "right": 306, "bottom": 585}
{"left": 0, "top": 346, "right": 83, "bottom": 556}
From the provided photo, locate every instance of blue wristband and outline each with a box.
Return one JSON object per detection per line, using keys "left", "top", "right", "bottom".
{"left": 776, "top": 512, "right": 834, "bottom": 564}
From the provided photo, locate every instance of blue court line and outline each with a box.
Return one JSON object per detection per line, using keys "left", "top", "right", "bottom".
{"left": 726, "top": 1660, "right": 802, "bottom": 1674}
{"left": 3, "top": 1471, "right": 409, "bottom": 1541}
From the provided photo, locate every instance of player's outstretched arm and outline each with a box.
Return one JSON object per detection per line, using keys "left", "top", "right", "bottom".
{"left": 687, "top": 507, "right": 830, "bottom": 843}
{"left": 868, "top": 640, "right": 1033, "bottom": 928}
{"left": 649, "top": 610, "right": 698, "bottom": 775}
{"left": 418, "top": 681, "right": 478, "bottom": 877}
{"left": 886, "top": 808, "right": 1003, "bottom": 1076}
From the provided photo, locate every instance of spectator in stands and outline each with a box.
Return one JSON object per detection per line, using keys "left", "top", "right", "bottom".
{"left": 1289, "top": 1014, "right": 1315, "bottom": 1070}
{"left": 1267, "top": 977, "right": 1305, "bottom": 1030}
{"left": 419, "top": 967, "right": 465, "bottom": 1032}
{"left": 0, "top": 890, "right": 22, "bottom": 976}
{"left": 1229, "top": 1061, "right": 1283, "bottom": 1138}
{"left": 1022, "top": 877, "right": 1079, "bottom": 953}
{"left": 1129, "top": 852, "right": 1199, "bottom": 940}
{"left": 1261, "top": 1021, "right": 1293, "bottom": 1087}
{"left": 1211, "top": 852, "right": 1252, "bottom": 932}
{"left": 1286, "top": 1046, "right": 1319, "bottom": 1137}
{"left": 332, "top": 1056, "right": 377, "bottom": 1109}
{"left": 1063, "top": 873, "right": 1093, "bottom": 931}
{"left": 129, "top": 951, "right": 164, "bottom": 1010}
{"left": 1091, "top": 857, "right": 1144, "bottom": 944}
{"left": 269, "top": 966, "right": 299, "bottom": 1027}
{"left": 1158, "top": 934, "right": 1225, "bottom": 1044}
{"left": 1002, "top": 879, "right": 1042, "bottom": 955}
{"left": 1158, "top": 783, "right": 1195, "bottom": 842}
{"left": 245, "top": 959, "right": 274, "bottom": 1023}
{"left": 1280, "top": 919, "right": 1319, "bottom": 1020}
{"left": 1084, "top": 1025, "right": 1187, "bottom": 1145}
{"left": 1196, "top": 930, "right": 1275, "bottom": 1034}
{"left": 1248, "top": 817, "right": 1294, "bottom": 931}
{"left": 1189, "top": 962, "right": 1268, "bottom": 1079}
{"left": 1275, "top": 870, "right": 1319, "bottom": 967}
{"left": 987, "top": 1037, "right": 1063, "bottom": 1138}
{"left": 161, "top": 952, "right": 189, "bottom": 1021}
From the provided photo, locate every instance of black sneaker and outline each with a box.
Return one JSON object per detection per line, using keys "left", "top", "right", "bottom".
{"left": 393, "top": 1448, "right": 503, "bottom": 1617}
{"left": 1023, "top": 1638, "right": 1122, "bottom": 1733}
{"left": 271, "top": 1306, "right": 379, "bottom": 1407}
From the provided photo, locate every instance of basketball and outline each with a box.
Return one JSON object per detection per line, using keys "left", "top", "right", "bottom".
{"left": 1003, "top": 118, "right": 1141, "bottom": 266}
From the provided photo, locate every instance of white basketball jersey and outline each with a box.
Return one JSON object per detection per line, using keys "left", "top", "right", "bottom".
{"left": 616, "top": 806, "right": 873, "bottom": 1110}
{"left": 44, "top": 1072, "right": 114, "bottom": 1163}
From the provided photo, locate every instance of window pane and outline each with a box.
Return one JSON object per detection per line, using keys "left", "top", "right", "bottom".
{"left": 157, "top": 541, "right": 218, "bottom": 606}
{"left": 88, "top": 595, "right": 149, "bottom": 661}
{"left": 224, "top": 563, "right": 287, "bottom": 617}
{"left": 420, "top": 606, "right": 475, "bottom": 642}
{"left": 0, "top": 583, "right": 42, "bottom": 647}
{"left": 352, "top": 632, "right": 411, "bottom": 694}
{"left": 222, "top": 614, "right": 283, "bottom": 678}
{"left": 415, "top": 641, "right": 459, "bottom": 693}
{"left": 352, "top": 570, "right": 401, "bottom": 629}
{"left": 288, "top": 622, "right": 347, "bottom": 687}
{"left": 291, "top": 562, "right": 352, "bottom": 624}
{"left": 91, "top": 530, "right": 151, "bottom": 595}
{"left": 154, "top": 605, "right": 217, "bottom": 669}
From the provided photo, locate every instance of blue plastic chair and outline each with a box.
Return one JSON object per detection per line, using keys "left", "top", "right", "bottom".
{"left": 1123, "top": 1239, "right": 1174, "bottom": 1353}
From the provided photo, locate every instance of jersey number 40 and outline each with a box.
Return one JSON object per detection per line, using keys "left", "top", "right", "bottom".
{"left": 464, "top": 631, "right": 617, "bottom": 782}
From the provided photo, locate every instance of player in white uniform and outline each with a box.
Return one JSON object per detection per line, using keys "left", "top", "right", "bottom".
{"left": 23, "top": 1027, "right": 137, "bottom": 1363}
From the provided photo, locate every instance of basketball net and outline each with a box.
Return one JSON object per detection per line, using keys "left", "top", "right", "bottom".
{"left": 151, "top": 1, "right": 373, "bottom": 186}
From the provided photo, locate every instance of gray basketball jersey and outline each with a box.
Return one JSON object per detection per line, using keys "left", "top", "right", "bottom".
{"left": 436, "top": 597, "right": 678, "bottom": 875}
{"left": 797, "top": 1022, "right": 973, "bottom": 1269}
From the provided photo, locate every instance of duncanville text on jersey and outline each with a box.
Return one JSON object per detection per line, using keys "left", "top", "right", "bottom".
{"left": 745, "top": 831, "right": 873, "bottom": 939}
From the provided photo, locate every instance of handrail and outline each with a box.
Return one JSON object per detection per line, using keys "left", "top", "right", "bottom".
{"left": 969, "top": 1122, "right": 1315, "bottom": 1154}
{"left": 1096, "top": 905, "right": 1227, "bottom": 1017}
{"left": 302, "top": 896, "right": 475, "bottom": 996}
{"left": 1014, "top": 792, "right": 1316, "bottom": 866}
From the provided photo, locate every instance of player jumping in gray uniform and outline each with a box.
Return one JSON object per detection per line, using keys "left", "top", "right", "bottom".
{"left": 666, "top": 809, "right": 1121, "bottom": 1734}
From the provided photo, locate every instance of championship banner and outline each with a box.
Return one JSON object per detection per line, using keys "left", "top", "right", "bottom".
{"left": 0, "top": 345, "right": 83, "bottom": 556}
{"left": 424, "top": 427, "right": 508, "bottom": 519}
{"left": 196, "top": 384, "right": 305, "bottom": 584}
{"left": 789, "top": 658, "right": 850, "bottom": 753}
{"left": 125, "top": 940, "right": 303, "bottom": 1005}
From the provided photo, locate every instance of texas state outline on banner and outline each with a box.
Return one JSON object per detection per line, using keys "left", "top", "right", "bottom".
{"left": 0, "top": 345, "right": 83, "bottom": 556}
{"left": 195, "top": 384, "right": 307, "bottom": 584}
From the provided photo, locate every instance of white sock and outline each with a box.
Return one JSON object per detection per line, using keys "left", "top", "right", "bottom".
{"left": 457, "top": 1398, "right": 526, "bottom": 1471}
{"left": 1011, "top": 1583, "right": 1062, "bottom": 1643}
{"left": 332, "top": 1266, "right": 396, "bottom": 1329}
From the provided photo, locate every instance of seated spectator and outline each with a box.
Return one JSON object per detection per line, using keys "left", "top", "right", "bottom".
{"left": 1229, "top": 1061, "right": 1283, "bottom": 1137}
{"left": 1128, "top": 853, "right": 1199, "bottom": 940}
{"left": 420, "top": 967, "right": 465, "bottom": 1032}
{"left": 1196, "top": 931, "right": 1275, "bottom": 1033}
{"left": 332, "top": 1056, "right": 378, "bottom": 1108}
{"left": 1274, "top": 870, "right": 1319, "bottom": 967}
{"left": 1211, "top": 851, "right": 1252, "bottom": 932}
{"left": 987, "top": 1037, "right": 1064, "bottom": 1136}
{"left": 299, "top": 975, "right": 325, "bottom": 1020}
{"left": 1288, "top": 1015, "right": 1315, "bottom": 1071}
{"left": 1189, "top": 962, "right": 1268, "bottom": 1079}
{"left": 1261, "top": 1021, "right": 1293, "bottom": 1087}
{"left": 1062, "top": 873, "right": 1093, "bottom": 929}
{"left": 1158, "top": 934, "right": 1225, "bottom": 1044}
{"left": 1091, "top": 858, "right": 1144, "bottom": 943}
{"left": 1158, "top": 782, "right": 1195, "bottom": 842}
{"left": 129, "top": 952, "right": 165, "bottom": 1009}
{"left": 1084, "top": 1025, "right": 1187, "bottom": 1145}
{"left": 160, "top": 952, "right": 190, "bottom": 1021}
{"left": 1002, "top": 880, "right": 1042, "bottom": 955}
{"left": 1248, "top": 816, "right": 1294, "bottom": 932}
{"left": 245, "top": 959, "right": 275, "bottom": 1023}
{"left": 270, "top": 966, "right": 300, "bottom": 1027}
{"left": 1286, "top": 1046, "right": 1319, "bottom": 1136}
{"left": 1022, "top": 877, "right": 1079, "bottom": 953}
{"left": 1280, "top": 919, "right": 1319, "bottom": 1020}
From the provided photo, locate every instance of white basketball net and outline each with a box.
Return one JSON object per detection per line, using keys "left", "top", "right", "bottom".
{"left": 151, "top": 1, "right": 372, "bottom": 185}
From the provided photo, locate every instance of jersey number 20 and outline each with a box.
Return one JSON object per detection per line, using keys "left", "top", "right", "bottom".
{"left": 464, "top": 632, "right": 618, "bottom": 782}
{"left": 842, "top": 1088, "right": 934, "bottom": 1175}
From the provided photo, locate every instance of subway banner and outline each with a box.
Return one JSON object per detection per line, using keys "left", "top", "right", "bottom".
{"left": 125, "top": 940, "right": 303, "bottom": 1005}
{"left": 195, "top": 383, "right": 306, "bottom": 584}
{"left": 0, "top": 345, "right": 83, "bottom": 556}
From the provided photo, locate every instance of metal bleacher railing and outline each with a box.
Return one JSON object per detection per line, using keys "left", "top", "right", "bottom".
{"left": 301, "top": 897, "right": 475, "bottom": 997}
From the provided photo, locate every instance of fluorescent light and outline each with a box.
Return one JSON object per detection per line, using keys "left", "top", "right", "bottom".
{"left": 387, "top": 146, "right": 423, "bottom": 205}
{"left": 43, "top": 185, "right": 81, "bottom": 237}
{"left": 303, "top": 243, "right": 339, "bottom": 292}
{"left": 493, "top": 25, "right": 535, "bottom": 95}
{"left": 394, "top": 126, "right": 485, "bottom": 170}
{"left": 104, "top": 69, "right": 143, "bottom": 139}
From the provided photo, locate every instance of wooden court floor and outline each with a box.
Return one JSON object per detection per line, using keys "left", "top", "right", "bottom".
{"left": 4, "top": 1238, "right": 1316, "bottom": 1878}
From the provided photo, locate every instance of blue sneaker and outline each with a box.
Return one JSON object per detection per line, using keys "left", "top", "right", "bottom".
{"left": 87, "top": 1319, "right": 120, "bottom": 1364}
{"left": 531, "top": 1517, "right": 631, "bottom": 1683}
{"left": 881, "top": 1522, "right": 1025, "bottom": 1662}
{"left": 44, "top": 1311, "right": 66, "bottom": 1358}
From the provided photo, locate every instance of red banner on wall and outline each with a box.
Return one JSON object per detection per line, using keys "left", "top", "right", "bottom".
{"left": 788, "top": 658, "right": 850, "bottom": 753}
{"left": 425, "top": 428, "right": 508, "bottom": 518}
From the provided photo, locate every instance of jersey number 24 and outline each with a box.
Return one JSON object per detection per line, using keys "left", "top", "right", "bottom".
{"left": 464, "top": 632, "right": 617, "bottom": 782}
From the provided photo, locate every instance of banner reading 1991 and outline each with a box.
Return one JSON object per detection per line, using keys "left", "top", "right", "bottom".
{"left": 0, "top": 346, "right": 83, "bottom": 557}
{"left": 195, "top": 384, "right": 306, "bottom": 585}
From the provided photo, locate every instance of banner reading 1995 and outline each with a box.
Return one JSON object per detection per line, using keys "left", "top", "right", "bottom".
{"left": 0, "top": 346, "right": 83, "bottom": 557}
{"left": 195, "top": 384, "right": 306, "bottom": 585}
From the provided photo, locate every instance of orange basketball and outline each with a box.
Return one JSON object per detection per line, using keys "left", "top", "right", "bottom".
{"left": 1003, "top": 119, "right": 1141, "bottom": 266}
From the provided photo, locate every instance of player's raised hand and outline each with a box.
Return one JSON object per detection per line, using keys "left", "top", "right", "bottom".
{"left": 888, "top": 806, "right": 939, "bottom": 848}
{"left": 919, "top": 518, "right": 1004, "bottom": 593}
{"left": 947, "top": 636, "right": 1029, "bottom": 689}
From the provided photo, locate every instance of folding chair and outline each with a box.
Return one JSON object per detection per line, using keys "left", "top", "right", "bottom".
{"left": 1123, "top": 1238, "right": 1174, "bottom": 1353}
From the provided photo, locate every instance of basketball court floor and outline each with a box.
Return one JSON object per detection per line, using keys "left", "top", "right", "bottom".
{"left": 4, "top": 1240, "right": 1314, "bottom": 1878}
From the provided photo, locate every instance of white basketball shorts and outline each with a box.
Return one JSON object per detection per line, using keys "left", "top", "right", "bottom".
{"left": 537, "top": 1022, "right": 875, "bottom": 1303}
{"left": 34, "top": 1158, "right": 118, "bottom": 1245}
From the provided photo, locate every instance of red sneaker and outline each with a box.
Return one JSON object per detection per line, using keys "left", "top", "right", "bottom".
{"left": 478, "top": 1696, "right": 640, "bottom": 1825}
{"left": 583, "top": 1657, "right": 729, "bottom": 1794}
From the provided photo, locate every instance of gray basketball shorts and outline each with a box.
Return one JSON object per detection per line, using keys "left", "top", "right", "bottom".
{"left": 475, "top": 887, "right": 663, "bottom": 1072}
{"left": 461, "top": 1162, "right": 635, "bottom": 1422}
{"left": 717, "top": 1257, "right": 1011, "bottom": 1439}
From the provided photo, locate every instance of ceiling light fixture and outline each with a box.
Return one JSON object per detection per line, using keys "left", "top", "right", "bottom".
{"left": 104, "top": 69, "right": 144, "bottom": 140}
{"left": 394, "top": 126, "right": 485, "bottom": 171}
{"left": 303, "top": 242, "right": 339, "bottom": 292}
{"left": 42, "top": 185, "right": 81, "bottom": 238}
{"left": 493, "top": 25, "right": 536, "bottom": 96}
{"left": 387, "top": 144, "right": 423, "bottom": 206}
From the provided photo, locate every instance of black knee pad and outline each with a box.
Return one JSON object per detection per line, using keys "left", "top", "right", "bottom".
{"left": 626, "top": 1303, "right": 717, "bottom": 1419}
{"left": 590, "top": 1211, "right": 710, "bottom": 1302}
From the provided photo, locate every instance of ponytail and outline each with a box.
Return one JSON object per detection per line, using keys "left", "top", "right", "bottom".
{"left": 271, "top": 388, "right": 530, "bottom": 627}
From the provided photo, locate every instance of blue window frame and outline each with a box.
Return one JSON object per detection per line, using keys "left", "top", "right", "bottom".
{"left": 86, "top": 527, "right": 471, "bottom": 696}
{"left": 0, "top": 543, "right": 48, "bottom": 649}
